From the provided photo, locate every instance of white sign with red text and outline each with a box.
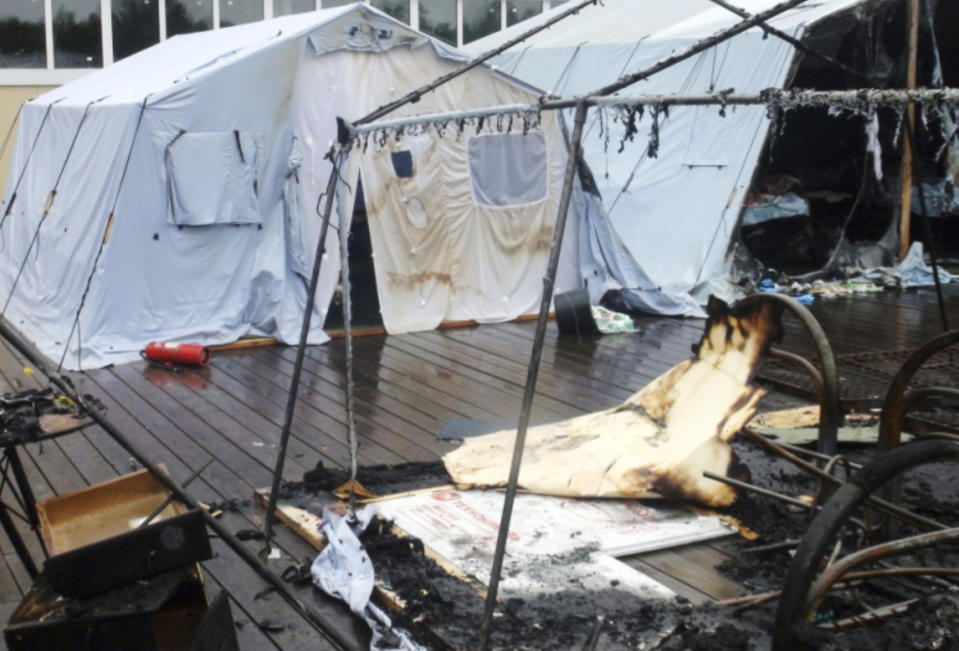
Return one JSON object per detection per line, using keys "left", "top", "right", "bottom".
{"left": 372, "top": 490, "right": 733, "bottom": 599}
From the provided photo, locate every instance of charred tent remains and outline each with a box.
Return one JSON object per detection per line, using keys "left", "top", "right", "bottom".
{"left": 742, "top": 0, "right": 959, "bottom": 275}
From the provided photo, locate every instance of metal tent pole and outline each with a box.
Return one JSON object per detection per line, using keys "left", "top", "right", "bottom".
{"left": 476, "top": 100, "right": 589, "bottom": 651}
{"left": 263, "top": 151, "right": 344, "bottom": 541}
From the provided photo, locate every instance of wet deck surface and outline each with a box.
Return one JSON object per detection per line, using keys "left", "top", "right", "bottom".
{"left": 0, "top": 285, "right": 956, "bottom": 649}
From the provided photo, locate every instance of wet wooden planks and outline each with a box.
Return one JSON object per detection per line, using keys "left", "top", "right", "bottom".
{"left": 0, "top": 286, "right": 954, "bottom": 648}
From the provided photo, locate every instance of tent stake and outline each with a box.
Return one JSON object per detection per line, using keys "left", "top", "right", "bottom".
{"left": 477, "top": 100, "right": 589, "bottom": 651}
{"left": 263, "top": 152, "right": 344, "bottom": 542}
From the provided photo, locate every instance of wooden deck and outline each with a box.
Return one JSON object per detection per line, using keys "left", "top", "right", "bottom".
{"left": 0, "top": 285, "right": 956, "bottom": 649}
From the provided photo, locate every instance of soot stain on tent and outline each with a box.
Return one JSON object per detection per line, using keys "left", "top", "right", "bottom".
{"left": 386, "top": 271, "right": 452, "bottom": 291}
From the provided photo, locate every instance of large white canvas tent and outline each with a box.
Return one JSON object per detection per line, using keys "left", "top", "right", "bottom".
{"left": 0, "top": 3, "right": 692, "bottom": 370}
{"left": 466, "top": 0, "right": 878, "bottom": 310}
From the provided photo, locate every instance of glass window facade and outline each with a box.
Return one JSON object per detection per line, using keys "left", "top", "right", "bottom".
{"left": 219, "top": 0, "right": 263, "bottom": 27}
{"left": 507, "top": 0, "right": 541, "bottom": 27}
{"left": 0, "top": 0, "right": 46, "bottom": 68}
{"left": 371, "top": 0, "right": 409, "bottom": 24}
{"left": 112, "top": 0, "right": 160, "bottom": 61}
{"left": 1, "top": 1, "right": 555, "bottom": 72}
{"left": 463, "top": 0, "right": 499, "bottom": 44}
{"left": 274, "top": 0, "right": 315, "bottom": 16}
{"left": 167, "top": 0, "right": 214, "bottom": 36}
{"left": 53, "top": 0, "right": 102, "bottom": 67}
{"left": 418, "top": 0, "right": 455, "bottom": 44}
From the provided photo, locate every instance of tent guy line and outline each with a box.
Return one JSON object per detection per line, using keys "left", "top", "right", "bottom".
{"left": 2, "top": 96, "right": 106, "bottom": 316}
{"left": 57, "top": 95, "right": 153, "bottom": 373}
{"left": 0, "top": 98, "right": 63, "bottom": 226}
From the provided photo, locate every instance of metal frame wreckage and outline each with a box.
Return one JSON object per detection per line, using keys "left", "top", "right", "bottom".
{"left": 0, "top": 0, "right": 957, "bottom": 648}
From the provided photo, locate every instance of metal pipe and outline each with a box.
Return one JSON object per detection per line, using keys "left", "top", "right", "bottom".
{"left": 477, "top": 100, "right": 589, "bottom": 650}
{"left": 264, "top": 151, "right": 345, "bottom": 542}
{"left": 741, "top": 428, "right": 947, "bottom": 532}
{"left": 0, "top": 315, "right": 354, "bottom": 650}
{"left": 736, "top": 293, "right": 841, "bottom": 456}
{"left": 137, "top": 457, "right": 213, "bottom": 529}
{"left": 878, "top": 330, "right": 959, "bottom": 453}
{"left": 591, "top": 0, "right": 813, "bottom": 97}
{"left": 356, "top": 0, "right": 599, "bottom": 126}
{"left": 350, "top": 88, "right": 959, "bottom": 138}
{"left": 702, "top": 470, "right": 814, "bottom": 511}
{"left": 804, "top": 527, "right": 959, "bottom": 619}
{"left": 769, "top": 348, "right": 824, "bottom": 397}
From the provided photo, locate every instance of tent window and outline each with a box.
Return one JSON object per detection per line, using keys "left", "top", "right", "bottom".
{"left": 391, "top": 150, "right": 414, "bottom": 178}
{"left": 165, "top": 131, "right": 261, "bottom": 226}
{"left": 467, "top": 132, "right": 547, "bottom": 207}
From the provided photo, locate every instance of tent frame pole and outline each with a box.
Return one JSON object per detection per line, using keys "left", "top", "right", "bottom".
{"left": 357, "top": 0, "right": 599, "bottom": 127}
{"left": 591, "top": 0, "right": 812, "bottom": 97}
{"left": 476, "top": 99, "right": 589, "bottom": 651}
{"left": 350, "top": 88, "right": 959, "bottom": 136}
{"left": 263, "top": 152, "right": 344, "bottom": 542}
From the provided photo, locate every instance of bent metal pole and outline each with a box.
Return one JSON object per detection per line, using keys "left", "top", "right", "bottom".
{"left": 0, "top": 316, "right": 357, "bottom": 650}
{"left": 476, "top": 100, "right": 589, "bottom": 650}
{"left": 263, "top": 149, "right": 345, "bottom": 542}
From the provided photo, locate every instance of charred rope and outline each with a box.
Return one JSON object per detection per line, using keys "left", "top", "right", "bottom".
{"left": 350, "top": 89, "right": 959, "bottom": 139}
{"left": 336, "top": 166, "right": 360, "bottom": 516}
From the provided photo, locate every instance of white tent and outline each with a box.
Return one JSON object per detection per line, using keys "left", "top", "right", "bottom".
{"left": 0, "top": 3, "right": 694, "bottom": 370}
{"left": 466, "top": 0, "right": 872, "bottom": 309}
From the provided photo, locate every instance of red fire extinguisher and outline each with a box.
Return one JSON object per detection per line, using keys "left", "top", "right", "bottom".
{"left": 141, "top": 342, "right": 210, "bottom": 367}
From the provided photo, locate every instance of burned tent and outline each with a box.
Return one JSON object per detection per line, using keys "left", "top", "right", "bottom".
{"left": 0, "top": 3, "right": 685, "bottom": 370}
{"left": 466, "top": 0, "right": 955, "bottom": 306}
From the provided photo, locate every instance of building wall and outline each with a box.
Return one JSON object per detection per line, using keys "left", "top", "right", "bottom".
{"left": 1, "top": 86, "right": 57, "bottom": 196}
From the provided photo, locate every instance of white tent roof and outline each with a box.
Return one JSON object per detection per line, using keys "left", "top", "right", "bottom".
{"left": 466, "top": 0, "right": 870, "bottom": 303}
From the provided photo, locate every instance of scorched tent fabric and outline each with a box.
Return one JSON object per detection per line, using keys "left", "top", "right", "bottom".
{"left": 465, "top": 0, "right": 872, "bottom": 310}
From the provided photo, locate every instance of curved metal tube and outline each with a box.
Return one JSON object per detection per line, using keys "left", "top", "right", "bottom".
{"left": 878, "top": 330, "right": 959, "bottom": 453}
{"left": 737, "top": 293, "right": 841, "bottom": 455}
{"left": 774, "top": 439, "right": 959, "bottom": 649}
{"left": 804, "top": 527, "right": 959, "bottom": 618}
{"left": 770, "top": 348, "right": 824, "bottom": 397}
